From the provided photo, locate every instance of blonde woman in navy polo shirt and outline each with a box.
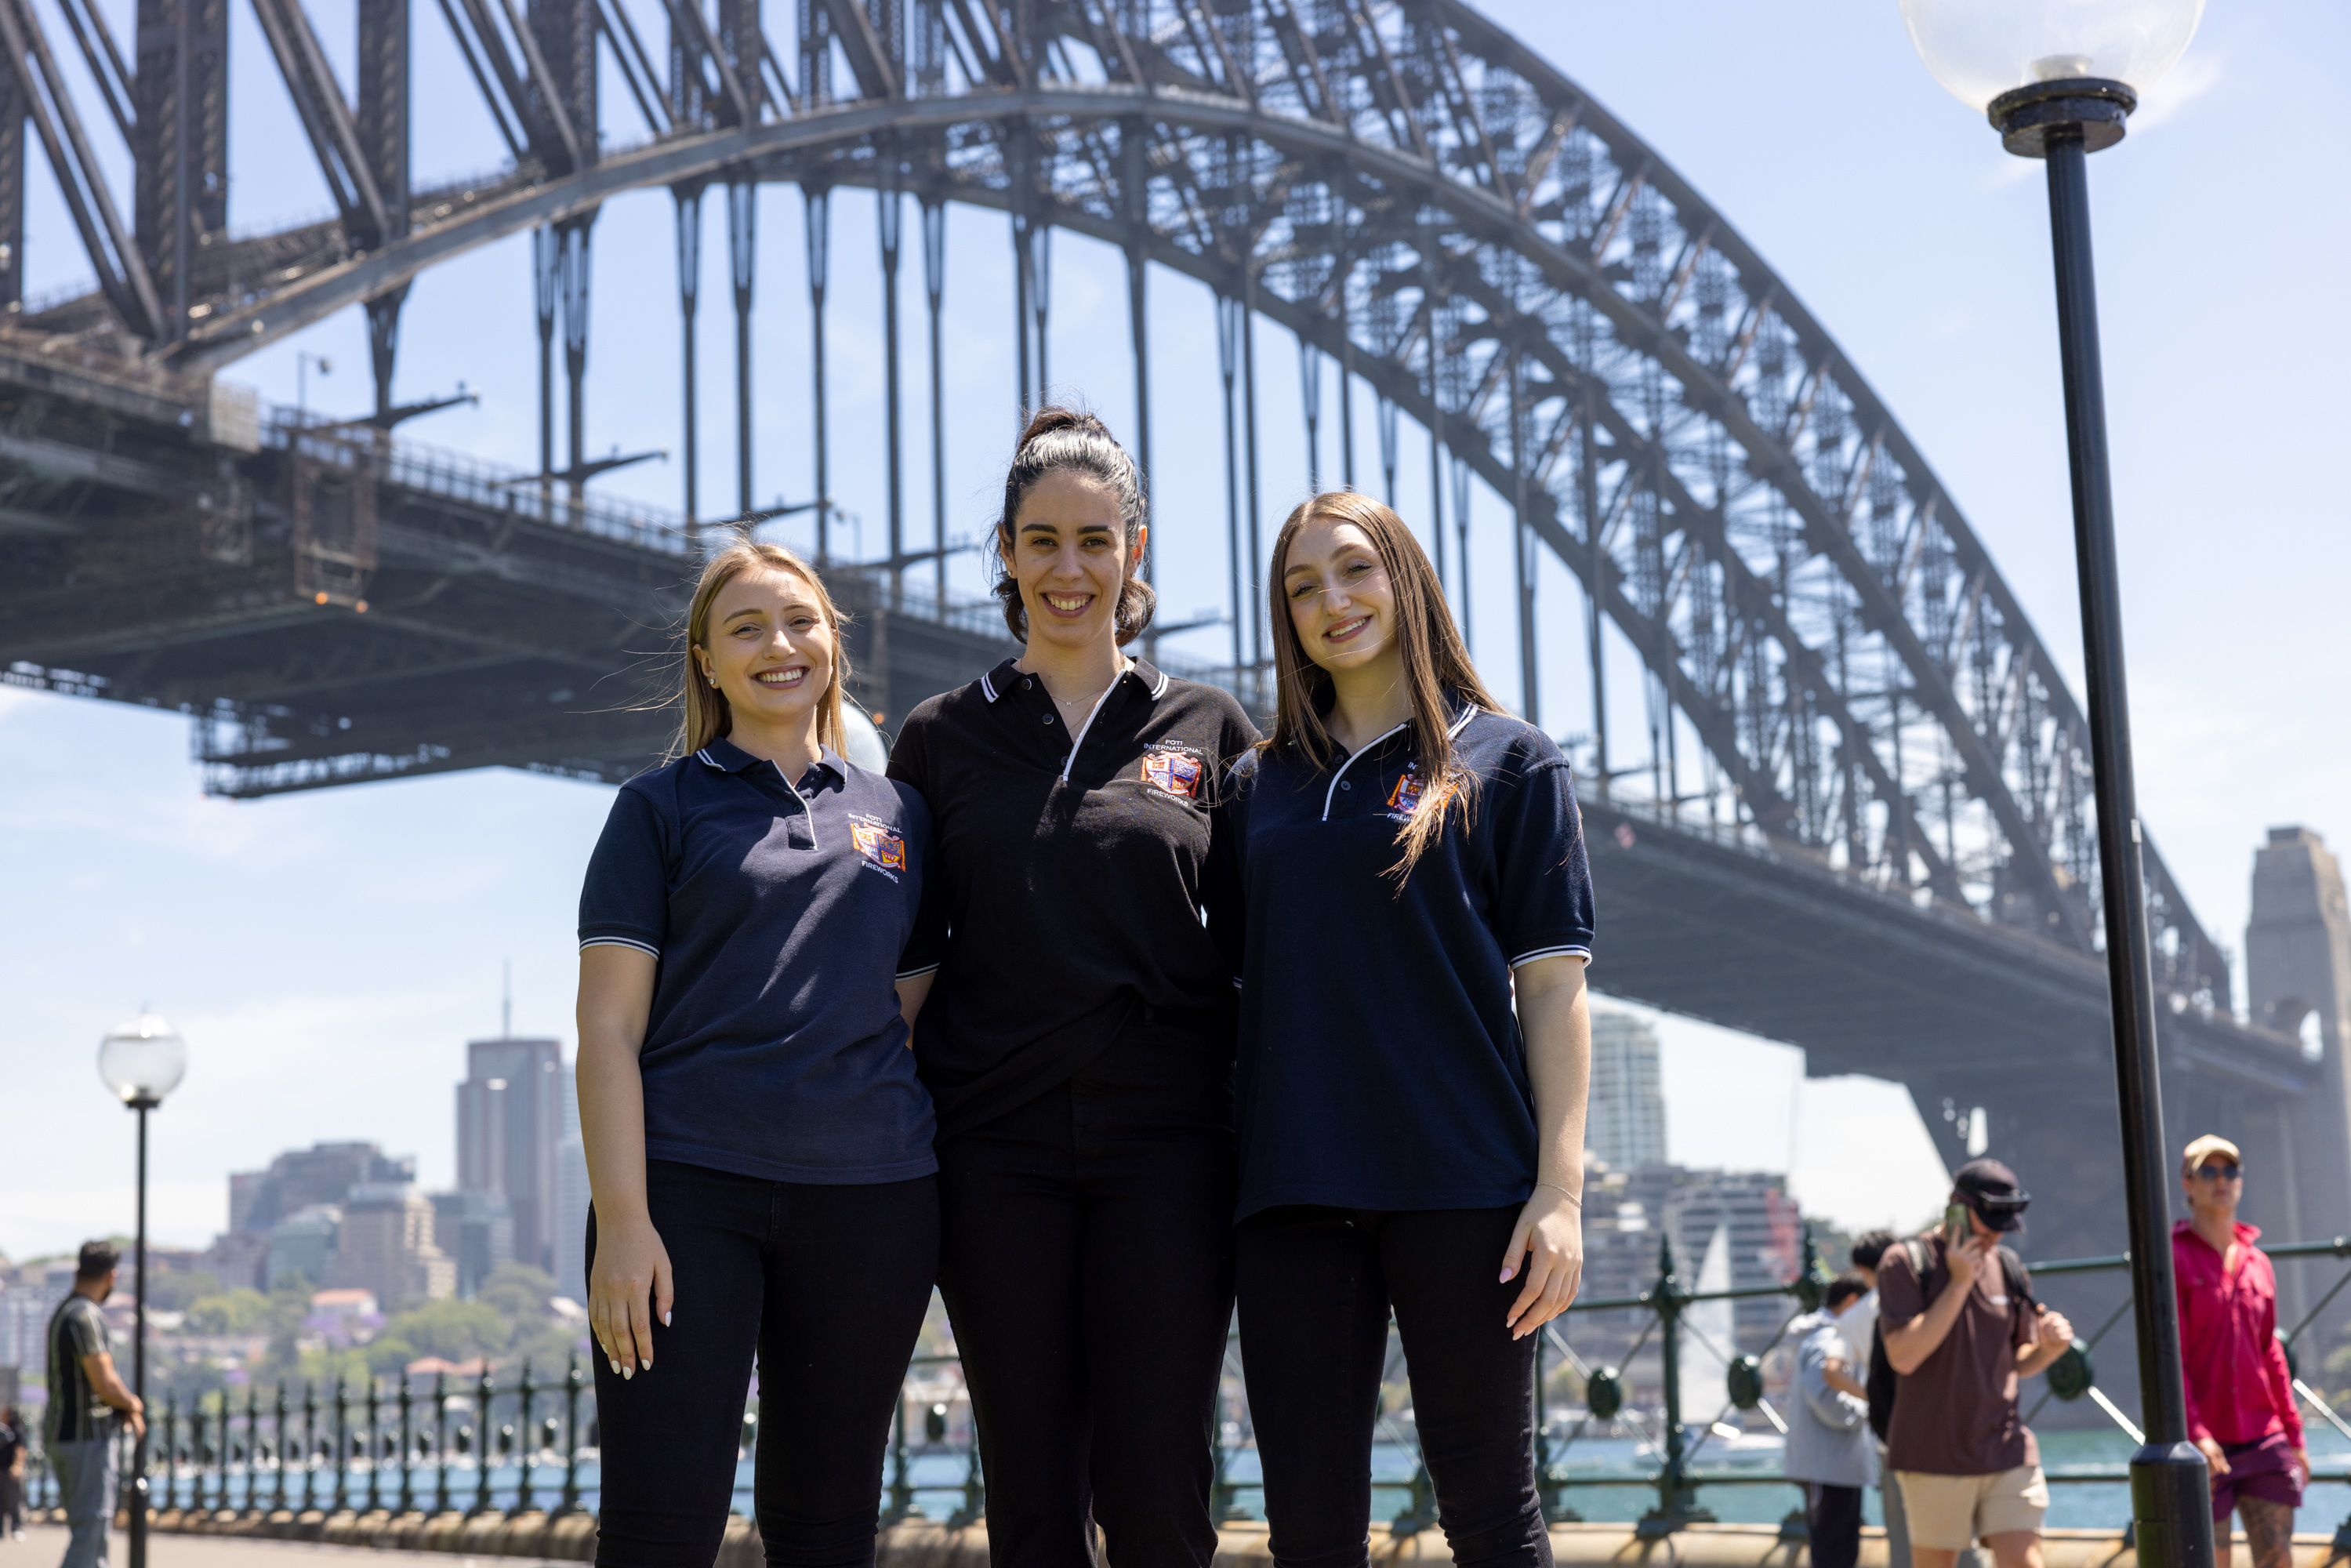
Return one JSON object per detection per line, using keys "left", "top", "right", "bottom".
{"left": 887, "top": 408, "right": 1258, "bottom": 1568}
{"left": 574, "top": 539, "right": 944, "bottom": 1567}
{"left": 1227, "top": 492, "right": 1595, "bottom": 1568}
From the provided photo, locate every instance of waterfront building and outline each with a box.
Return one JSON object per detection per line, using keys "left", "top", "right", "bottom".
{"left": 266, "top": 1203, "right": 343, "bottom": 1292}
{"left": 229, "top": 1142, "right": 415, "bottom": 1235}
{"left": 429, "top": 1189, "right": 514, "bottom": 1298}
{"left": 336, "top": 1184, "right": 456, "bottom": 1308}
{"left": 1588, "top": 1008, "right": 1668, "bottom": 1172}
{"left": 456, "top": 1036, "right": 568, "bottom": 1275}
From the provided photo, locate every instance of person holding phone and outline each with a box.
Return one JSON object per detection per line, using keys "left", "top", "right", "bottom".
{"left": 2173, "top": 1134, "right": 2306, "bottom": 1568}
{"left": 575, "top": 539, "right": 944, "bottom": 1567}
{"left": 1877, "top": 1160, "right": 2077, "bottom": 1568}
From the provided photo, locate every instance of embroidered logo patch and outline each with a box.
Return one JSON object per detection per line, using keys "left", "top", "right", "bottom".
{"left": 851, "top": 820, "right": 907, "bottom": 877}
{"left": 1140, "top": 748, "right": 1204, "bottom": 799}
{"left": 1387, "top": 767, "right": 1426, "bottom": 819}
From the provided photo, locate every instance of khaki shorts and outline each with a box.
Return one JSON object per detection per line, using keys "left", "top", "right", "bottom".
{"left": 1895, "top": 1465, "right": 2050, "bottom": 1550}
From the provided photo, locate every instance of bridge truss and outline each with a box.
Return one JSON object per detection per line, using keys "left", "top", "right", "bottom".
{"left": 0, "top": 0, "right": 2232, "bottom": 1022}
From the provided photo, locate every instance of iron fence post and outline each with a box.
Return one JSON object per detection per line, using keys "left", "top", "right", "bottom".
{"left": 191, "top": 1399, "right": 208, "bottom": 1514}
{"left": 1636, "top": 1236, "right": 1713, "bottom": 1537}
{"left": 561, "top": 1353, "right": 583, "bottom": 1515}
{"left": 397, "top": 1373, "right": 414, "bottom": 1515}
{"left": 274, "top": 1382, "right": 290, "bottom": 1513}
{"left": 515, "top": 1358, "right": 535, "bottom": 1514}
{"left": 364, "top": 1376, "right": 381, "bottom": 1515}
{"left": 332, "top": 1375, "right": 348, "bottom": 1515}
{"left": 473, "top": 1367, "right": 495, "bottom": 1516}
{"left": 886, "top": 1388, "right": 916, "bottom": 1524}
{"left": 302, "top": 1381, "right": 317, "bottom": 1515}
{"left": 434, "top": 1372, "right": 451, "bottom": 1515}
{"left": 246, "top": 1383, "right": 262, "bottom": 1512}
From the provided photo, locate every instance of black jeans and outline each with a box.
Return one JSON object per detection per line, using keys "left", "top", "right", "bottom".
{"left": 1235, "top": 1205, "right": 1552, "bottom": 1568}
{"left": 935, "top": 1015, "right": 1236, "bottom": 1568}
{"left": 590, "top": 1159, "right": 938, "bottom": 1568}
{"left": 1806, "top": 1483, "right": 1863, "bottom": 1568}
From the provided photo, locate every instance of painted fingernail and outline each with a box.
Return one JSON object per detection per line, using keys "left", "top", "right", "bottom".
{"left": 621, "top": 1365, "right": 633, "bottom": 1381}
{"left": 1500, "top": 1269, "right": 1515, "bottom": 1283}
{"left": 640, "top": 1358, "right": 652, "bottom": 1371}
{"left": 662, "top": 1312, "right": 672, "bottom": 1327}
{"left": 609, "top": 1358, "right": 621, "bottom": 1375}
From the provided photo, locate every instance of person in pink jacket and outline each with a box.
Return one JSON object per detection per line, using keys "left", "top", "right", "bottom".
{"left": 2174, "top": 1134, "right": 2306, "bottom": 1568}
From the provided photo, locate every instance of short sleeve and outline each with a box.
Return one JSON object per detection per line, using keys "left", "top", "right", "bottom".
{"left": 885, "top": 706, "right": 932, "bottom": 797}
{"left": 895, "top": 784, "right": 945, "bottom": 980}
{"left": 1492, "top": 750, "right": 1596, "bottom": 969}
{"left": 1878, "top": 1245, "right": 1925, "bottom": 1327}
{"left": 65, "top": 1302, "right": 104, "bottom": 1359}
{"left": 2008, "top": 1254, "right": 2038, "bottom": 1348}
{"left": 1206, "top": 752, "right": 1257, "bottom": 985}
{"left": 578, "top": 785, "right": 671, "bottom": 959}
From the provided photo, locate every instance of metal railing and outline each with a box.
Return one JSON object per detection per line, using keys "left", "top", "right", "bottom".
{"left": 22, "top": 1233, "right": 2349, "bottom": 1537}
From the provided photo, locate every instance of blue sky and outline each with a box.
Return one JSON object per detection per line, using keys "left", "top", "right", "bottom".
{"left": 4, "top": 0, "right": 2342, "bottom": 1261}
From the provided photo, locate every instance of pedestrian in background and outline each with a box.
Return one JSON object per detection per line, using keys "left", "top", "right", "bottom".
{"left": 576, "top": 540, "right": 944, "bottom": 1566}
{"left": 2174, "top": 1134, "right": 2305, "bottom": 1568}
{"left": 1878, "top": 1160, "right": 2075, "bottom": 1568}
{"left": 1851, "top": 1228, "right": 1910, "bottom": 1568}
{"left": 1787, "top": 1272, "right": 1880, "bottom": 1568}
{"left": 1228, "top": 492, "right": 1594, "bottom": 1568}
{"left": 0, "top": 1403, "right": 26, "bottom": 1539}
{"left": 888, "top": 408, "right": 1258, "bottom": 1568}
{"left": 45, "top": 1240, "right": 143, "bottom": 1568}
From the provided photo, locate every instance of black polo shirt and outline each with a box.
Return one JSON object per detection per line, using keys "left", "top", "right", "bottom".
{"left": 1226, "top": 705, "right": 1595, "bottom": 1218}
{"left": 887, "top": 657, "right": 1259, "bottom": 1137}
{"left": 577, "top": 737, "right": 942, "bottom": 1185}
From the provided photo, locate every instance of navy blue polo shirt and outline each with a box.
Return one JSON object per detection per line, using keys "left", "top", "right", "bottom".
{"left": 577, "top": 736, "right": 944, "bottom": 1185}
{"left": 1226, "top": 705, "right": 1595, "bottom": 1218}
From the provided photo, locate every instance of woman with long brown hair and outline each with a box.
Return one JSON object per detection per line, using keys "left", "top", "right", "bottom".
{"left": 574, "top": 538, "right": 945, "bottom": 1566}
{"left": 1225, "top": 491, "right": 1595, "bottom": 1568}
{"left": 887, "top": 408, "right": 1258, "bottom": 1568}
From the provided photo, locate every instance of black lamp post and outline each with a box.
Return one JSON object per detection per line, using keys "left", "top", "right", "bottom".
{"left": 1896, "top": 5, "right": 2212, "bottom": 1567}
{"left": 99, "top": 1013, "right": 188, "bottom": 1568}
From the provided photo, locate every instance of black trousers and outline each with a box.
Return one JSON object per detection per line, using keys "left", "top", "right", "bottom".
{"left": 1235, "top": 1205, "right": 1553, "bottom": 1568}
{"left": 935, "top": 1015, "right": 1237, "bottom": 1568}
{"left": 1806, "top": 1483, "right": 1863, "bottom": 1568}
{"left": 590, "top": 1159, "right": 938, "bottom": 1568}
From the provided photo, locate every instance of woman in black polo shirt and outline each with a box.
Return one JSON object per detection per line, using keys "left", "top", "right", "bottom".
{"left": 575, "top": 539, "right": 943, "bottom": 1566}
{"left": 1227, "top": 491, "right": 1595, "bottom": 1568}
{"left": 888, "top": 408, "right": 1257, "bottom": 1568}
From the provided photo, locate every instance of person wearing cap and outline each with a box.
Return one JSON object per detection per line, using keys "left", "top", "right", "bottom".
{"left": 1877, "top": 1159, "right": 2077, "bottom": 1568}
{"left": 2174, "top": 1134, "right": 2305, "bottom": 1568}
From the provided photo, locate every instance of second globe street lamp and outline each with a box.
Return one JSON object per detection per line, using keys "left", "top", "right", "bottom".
{"left": 1896, "top": 4, "right": 2213, "bottom": 1568}
{"left": 99, "top": 1012, "right": 189, "bottom": 1568}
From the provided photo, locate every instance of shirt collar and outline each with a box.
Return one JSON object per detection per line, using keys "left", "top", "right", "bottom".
{"left": 694, "top": 735, "right": 847, "bottom": 783}
{"left": 980, "top": 657, "right": 1170, "bottom": 703}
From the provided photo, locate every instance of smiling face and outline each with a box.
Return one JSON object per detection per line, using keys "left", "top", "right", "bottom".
{"left": 1283, "top": 514, "right": 1402, "bottom": 681}
{"left": 693, "top": 564, "right": 836, "bottom": 741}
{"left": 1002, "top": 469, "right": 1143, "bottom": 655}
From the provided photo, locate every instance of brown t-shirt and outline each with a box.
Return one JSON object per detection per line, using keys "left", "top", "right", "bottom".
{"left": 1878, "top": 1238, "right": 2040, "bottom": 1475}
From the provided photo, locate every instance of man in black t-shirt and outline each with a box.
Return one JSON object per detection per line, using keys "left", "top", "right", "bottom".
{"left": 45, "top": 1241, "right": 144, "bottom": 1568}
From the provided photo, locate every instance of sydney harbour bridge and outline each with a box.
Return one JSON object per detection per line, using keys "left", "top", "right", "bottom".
{"left": 0, "top": 0, "right": 2344, "bottom": 1415}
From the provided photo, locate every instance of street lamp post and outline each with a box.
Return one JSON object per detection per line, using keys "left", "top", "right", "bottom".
{"left": 99, "top": 1014, "right": 188, "bottom": 1568}
{"left": 1896, "top": 5, "right": 2211, "bottom": 1568}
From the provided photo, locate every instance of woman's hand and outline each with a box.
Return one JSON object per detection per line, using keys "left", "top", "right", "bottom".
{"left": 1500, "top": 1186, "right": 1584, "bottom": 1339}
{"left": 589, "top": 1214, "right": 674, "bottom": 1380}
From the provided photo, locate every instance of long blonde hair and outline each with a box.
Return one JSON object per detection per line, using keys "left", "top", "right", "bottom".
{"left": 1264, "top": 491, "right": 1503, "bottom": 877}
{"left": 677, "top": 539, "right": 851, "bottom": 759}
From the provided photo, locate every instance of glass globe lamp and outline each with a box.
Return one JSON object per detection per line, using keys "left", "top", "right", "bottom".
{"left": 1898, "top": 0, "right": 2205, "bottom": 111}
{"left": 99, "top": 1013, "right": 188, "bottom": 1106}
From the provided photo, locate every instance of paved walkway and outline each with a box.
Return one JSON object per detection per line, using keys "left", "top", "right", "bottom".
{"left": 2, "top": 1526, "right": 570, "bottom": 1566}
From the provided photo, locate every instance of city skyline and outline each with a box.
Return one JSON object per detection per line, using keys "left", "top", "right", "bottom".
{"left": 1, "top": 0, "right": 2338, "bottom": 1263}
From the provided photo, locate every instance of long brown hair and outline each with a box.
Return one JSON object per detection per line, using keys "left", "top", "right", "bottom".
{"left": 1264, "top": 490, "right": 1503, "bottom": 876}
{"left": 992, "top": 405, "right": 1156, "bottom": 645}
{"left": 677, "top": 538, "right": 851, "bottom": 759}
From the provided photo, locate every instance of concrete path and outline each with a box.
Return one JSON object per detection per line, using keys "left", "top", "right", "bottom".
{"left": 3, "top": 1526, "right": 570, "bottom": 1566}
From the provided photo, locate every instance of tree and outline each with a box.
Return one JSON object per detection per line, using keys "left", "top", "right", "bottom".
{"left": 186, "top": 1289, "right": 270, "bottom": 1336}
{"left": 380, "top": 1299, "right": 510, "bottom": 1364}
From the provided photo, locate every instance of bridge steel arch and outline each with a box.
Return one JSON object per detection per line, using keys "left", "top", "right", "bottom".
{"left": 16, "top": 0, "right": 2228, "bottom": 1013}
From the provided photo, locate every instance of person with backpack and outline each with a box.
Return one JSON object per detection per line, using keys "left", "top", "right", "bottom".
{"left": 1786, "top": 1272, "right": 1881, "bottom": 1568}
{"left": 1852, "top": 1229, "right": 1910, "bottom": 1568}
{"left": 1878, "top": 1160, "right": 2076, "bottom": 1568}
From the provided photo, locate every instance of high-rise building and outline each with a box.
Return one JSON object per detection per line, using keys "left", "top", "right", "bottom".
{"left": 429, "top": 1190, "right": 514, "bottom": 1298}
{"left": 266, "top": 1205, "right": 343, "bottom": 1292}
{"left": 552, "top": 1072, "right": 590, "bottom": 1299}
{"left": 336, "top": 1185, "right": 456, "bottom": 1309}
{"left": 1587, "top": 1008, "right": 1668, "bottom": 1171}
{"left": 456, "top": 1037, "right": 568, "bottom": 1274}
{"left": 229, "top": 1143, "right": 416, "bottom": 1236}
